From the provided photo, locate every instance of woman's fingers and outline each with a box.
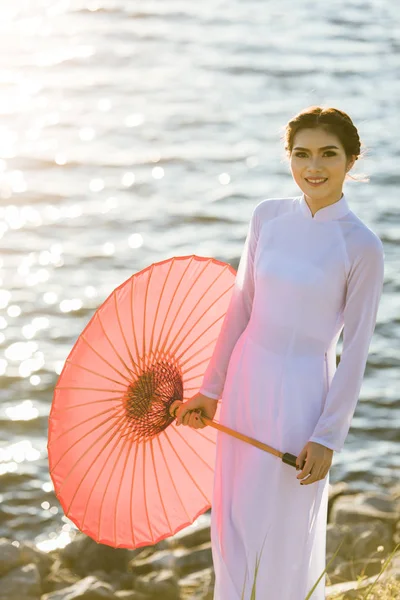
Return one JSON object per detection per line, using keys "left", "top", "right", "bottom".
{"left": 299, "top": 464, "right": 327, "bottom": 485}
{"left": 175, "top": 407, "right": 194, "bottom": 426}
{"left": 296, "top": 458, "right": 313, "bottom": 480}
{"left": 176, "top": 408, "right": 205, "bottom": 429}
{"left": 175, "top": 406, "right": 189, "bottom": 426}
{"left": 191, "top": 411, "right": 206, "bottom": 429}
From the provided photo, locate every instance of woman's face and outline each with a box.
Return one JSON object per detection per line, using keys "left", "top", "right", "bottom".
{"left": 289, "top": 127, "right": 356, "bottom": 205}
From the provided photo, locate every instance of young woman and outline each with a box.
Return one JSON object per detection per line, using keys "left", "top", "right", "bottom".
{"left": 175, "top": 106, "right": 385, "bottom": 599}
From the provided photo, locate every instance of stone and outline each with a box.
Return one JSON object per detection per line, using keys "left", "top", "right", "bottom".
{"left": 383, "top": 550, "right": 400, "bottom": 582}
{"left": 168, "top": 522, "right": 211, "bottom": 550}
{"left": 326, "top": 553, "right": 347, "bottom": 583}
{"left": 345, "top": 520, "right": 393, "bottom": 562}
{"left": 0, "top": 538, "right": 21, "bottom": 576}
{"left": 179, "top": 566, "right": 215, "bottom": 600}
{"left": 133, "top": 569, "right": 179, "bottom": 599}
{"left": 174, "top": 543, "right": 213, "bottom": 576}
{"left": 0, "top": 563, "right": 41, "bottom": 599}
{"left": 42, "top": 559, "right": 81, "bottom": 593}
{"left": 327, "top": 556, "right": 383, "bottom": 585}
{"left": 41, "top": 575, "right": 115, "bottom": 600}
{"left": 115, "top": 592, "right": 149, "bottom": 599}
{"left": 19, "top": 540, "right": 54, "bottom": 579}
{"left": 330, "top": 492, "right": 398, "bottom": 526}
{"left": 60, "top": 533, "right": 133, "bottom": 577}
{"left": 128, "top": 548, "right": 175, "bottom": 575}
{"left": 326, "top": 573, "right": 376, "bottom": 599}
{"left": 326, "top": 523, "right": 352, "bottom": 559}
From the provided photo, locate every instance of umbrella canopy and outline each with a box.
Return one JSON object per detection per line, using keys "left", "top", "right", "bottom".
{"left": 48, "top": 255, "right": 236, "bottom": 548}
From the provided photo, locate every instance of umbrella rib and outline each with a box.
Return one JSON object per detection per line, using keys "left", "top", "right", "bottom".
{"left": 48, "top": 405, "right": 122, "bottom": 448}
{"left": 52, "top": 396, "right": 125, "bottom": 412}
{"left": 172, "top": 285, "right": 233, "bottom": 364}
{"left": 96, "top": 418, "right": 134, "bottom": 545}
{"left": 170, "top": 425, "right": 215, "bottom": 473}
{"left": 129, "top": 436, "right": 141, "bottom": 549}
{"left": 149, "top": 256, "right": 197, "bottom": 364}
{"left": 152, "top": 257, "right": 209, "bottom": 363}
{"left": 80, "top": 418, "right": 132, "bottom": 536}
{"left": 162, "top": 427, "right": 211, "bottom": 504}
{"left": 163, "top": 264, "right": 233, "bottom": 359}
{"left": 79, "top": 333, "right": 134, "bottom": 385}
{"left": 53, "top": 413, "right": 126, "bottom": 497}
{"left": 66, "top": 414, "right": 131, "bottom": 523}
{"left": 142, "top": 440, "right": 155, "bottom": 544}
{"left": 181, "top": 343, "right": 219, "bottom": 380}
{"left": 149, "top": 436, "right": 173, "bottom": 537}
{"left": 155, "top": 434, "right": 192, "bottom": 523}
{"left": 147, "top": 256, "right": 176, "bottom": 365}
{"left": 141, "top": 264, "right": 154, "bottom": 374}
{"left": 64, "top": 359, "right": 130, "bottom": 388}
{"left": 129, "top": 276, "right": 142, "bottom": 383}
{"left": 112, "top": 427, "right": 137, "bottom": 548}
{"left": 114, "top": 287, "right": 141, "bottom": 382}
{"left": 181, "top": 425, "right": 217, "bottom": 447}
{"left": 55, "top": 386, "right": 124, "bottom": 393}
{"left": 96, "top": 312, "right": 138, "bottom": 380}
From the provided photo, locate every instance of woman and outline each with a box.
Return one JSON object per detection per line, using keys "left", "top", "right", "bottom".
{"left": 175, "top": 106, "right": 385, "bottom": 599}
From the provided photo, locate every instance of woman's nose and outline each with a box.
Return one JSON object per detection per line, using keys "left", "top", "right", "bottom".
{"left": 308, "top": 157, "right": 323, "bottom": 170}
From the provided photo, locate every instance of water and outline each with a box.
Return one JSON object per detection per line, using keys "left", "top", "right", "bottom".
{"left": 0, "top": 0, "right": 399, "bottom": 551}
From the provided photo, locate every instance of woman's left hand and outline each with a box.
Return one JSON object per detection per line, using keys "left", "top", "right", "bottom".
{"left": 295, "top": 441, "right": 333, "bottom": 485}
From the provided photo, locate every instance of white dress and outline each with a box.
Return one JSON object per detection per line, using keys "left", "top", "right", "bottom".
{"left": 199, "top": 193, "right": 385, "bottom": 600}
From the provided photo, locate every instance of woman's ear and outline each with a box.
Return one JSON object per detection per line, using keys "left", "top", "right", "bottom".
{"left": 346, "top": 155, "right": 357, "bottom": 172}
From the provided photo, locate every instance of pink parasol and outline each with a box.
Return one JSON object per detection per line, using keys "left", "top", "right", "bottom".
{"left": 48, "top": 255, "right": 235, "bottom": 548}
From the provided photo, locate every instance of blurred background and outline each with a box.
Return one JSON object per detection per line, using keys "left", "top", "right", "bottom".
{"left": 0, "top": 0, "right": 399, "bottom": 552}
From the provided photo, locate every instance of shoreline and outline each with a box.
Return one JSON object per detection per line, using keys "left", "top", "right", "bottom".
{"left": 0, "top": 482, "right": 399, "bottom": 599}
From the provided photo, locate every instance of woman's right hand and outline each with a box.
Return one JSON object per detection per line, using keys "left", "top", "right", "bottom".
{"left": 174, "top": 393, "right": 219, "bottom": 429}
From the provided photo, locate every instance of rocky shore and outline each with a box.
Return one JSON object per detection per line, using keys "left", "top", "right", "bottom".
{"left": 1, "top": 482, "right": 399, "bottom": 600}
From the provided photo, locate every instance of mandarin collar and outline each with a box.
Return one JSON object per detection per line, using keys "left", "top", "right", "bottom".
{"left": 299, "top": 192, "right": 350, "bottom": 222}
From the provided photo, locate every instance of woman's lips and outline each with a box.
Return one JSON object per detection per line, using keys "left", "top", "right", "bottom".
{"left": 305, "top": 178, "right": 328, "bottom": 187}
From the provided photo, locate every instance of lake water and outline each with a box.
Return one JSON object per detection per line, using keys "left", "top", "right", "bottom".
{"left": 0, "top": 0, "right": 399, "bottom": 551}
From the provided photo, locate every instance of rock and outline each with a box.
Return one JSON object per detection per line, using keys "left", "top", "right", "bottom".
{"left": 42, "top": 559, "right": 81, "bottom": 593}
{"left": 0, "top": 538, "right": 21, "bottom": 576}
{"left": 111, "top": 571, "right": 132, "bottom": 590}
{"left": 168, "top": 522, "right": 211, "bottom": 550}
{"left": 41, "top": 575, "right": 115, "bottom": 600}
{"left": 327, "top": 482, "right": 361, "bottom": 522}
{"left": 179, "top": 566, "right": 214, "bottom": 600}
{"left": 394, "top": 521, "right": 400, "bottom": 546}
{"left": 327, "top": 556, "right": 383, "bottom": 585}
{"left": 128, "top": 548, "right": 175, "bottom": 575}
{"left": 133, "top": 569, "right": 179, "bottom": 599}
{"left": 345, "top": 520, "right": 393, "bottom": 561}
{"left": 19, "top": 540, "right": 54, "bottom": 579}
{"left": 330, "top": 492, "right": 398, "bottom": 526}
{"left": 0, "top": 563, "right": 41, "bottom": 600}
{"left": 60, "top": 534, "right": 134, "bottom": 577}
{"left": 326, "top": 555, "right": 352, "bottom": 585}
{"left": 115, "top": 592, "right": 149, "bottom": 599}
{"left": 174, "top": 542, "right": 213, "bottom": 576}
{"left": 326, "top": 573, "right": 376, "bottom": 599}
{"left": 383, "top": 550, "right": 400, "bottom": 582}
{"left": 326, "top": 523, "right": 352, "bottom": 558}
{"left": 328, "top": 481, "right": 350, "bottom": 504}
{"left": 326, "top": 553, "right": 348, "bottom": 583}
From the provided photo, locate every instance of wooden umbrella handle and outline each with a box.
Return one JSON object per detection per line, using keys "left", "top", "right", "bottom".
{"left": 170, "top": 401, "right": 298, "bottom": 469}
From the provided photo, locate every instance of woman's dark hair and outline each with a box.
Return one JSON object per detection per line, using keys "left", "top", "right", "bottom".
{"left": 281, "top": 106, "right": 368, "bottom": 182}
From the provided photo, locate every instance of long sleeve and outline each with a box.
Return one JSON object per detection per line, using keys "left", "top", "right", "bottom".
{"left": 308, "top": 236, "right": 385, "bottom": 453}
{"left": 199, "top": 205, "right": 261, "bottom": 399}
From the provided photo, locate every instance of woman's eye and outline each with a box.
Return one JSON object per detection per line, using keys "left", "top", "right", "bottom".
{"left": 294, "top": 151, "right": 336, "bottom": 158}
